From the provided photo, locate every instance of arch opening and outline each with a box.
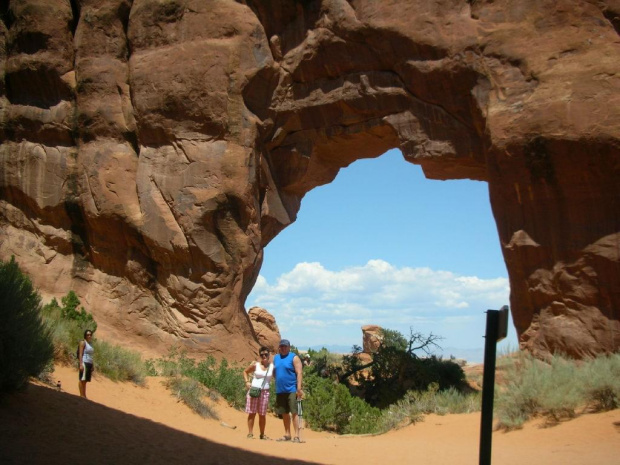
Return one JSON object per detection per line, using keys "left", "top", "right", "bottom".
{"left": 248, "top": 149, "right": 517, "bottom": 362}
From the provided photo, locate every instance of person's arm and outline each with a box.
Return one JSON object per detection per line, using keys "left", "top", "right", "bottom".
{"left": 78, "top": 341, "right": 85, "bottom": 370}
{"left": 293, "top": 355, "right": 303, "bottom": 399}
{"left": 243, "top": 363, "right": 256, "bottom": 390}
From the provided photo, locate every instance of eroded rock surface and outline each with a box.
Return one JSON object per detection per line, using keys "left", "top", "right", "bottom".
{"left": 248, "top": 306, "right": 281, "bottom": 353}
{"left": 1, "top": 0, "right": 619, "bottom": 359}
{"left": 362, "top": 325, "right": 383, "bottom": 354}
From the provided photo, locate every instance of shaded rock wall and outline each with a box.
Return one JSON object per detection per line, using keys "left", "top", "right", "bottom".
{"left": 0, "top": 0, "right": 618, "bottom": 359}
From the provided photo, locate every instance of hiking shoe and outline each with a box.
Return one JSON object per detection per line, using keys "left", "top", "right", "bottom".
{"left": 259, "top": 434, "right": 269, "bottom": 440}
{"left": 247, "top": 433, "right": 254, "bottom": 439}
{"left": 292, "top": 437, "right": 305, "bottom": 443}
{"left": 276, "top": 436, "right": 291, "bottom": 442}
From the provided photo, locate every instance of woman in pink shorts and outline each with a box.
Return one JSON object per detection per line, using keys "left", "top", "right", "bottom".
{"left": 243, "top": 346, "right": 273, "bottom": 439}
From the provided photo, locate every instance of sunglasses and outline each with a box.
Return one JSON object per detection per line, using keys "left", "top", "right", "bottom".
{"left": 260, "top": 352, "right": 269, "bottom": 357}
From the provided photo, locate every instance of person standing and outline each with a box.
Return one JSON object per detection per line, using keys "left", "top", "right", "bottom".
{"left": 243, "top": 346, "right": 273, "bottom": 439}
{"left": 78, "top": 330, "right": 94, "bottom": 399}
{"left": 273, "top": 339, "right": 304, "bottom": 442}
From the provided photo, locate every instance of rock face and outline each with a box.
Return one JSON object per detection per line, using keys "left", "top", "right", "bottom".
{"left": 1, "top": 0, "right": 619, "bottom": 359}
{"left": 247, "top": 306, "right": 281, "bottom": 353}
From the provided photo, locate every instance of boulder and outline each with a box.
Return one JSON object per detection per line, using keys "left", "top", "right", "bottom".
{"left": 362, "top": 325, "right": 383, "bottom": 354}
{"left": 248, "top": 306, "right": 281, "bottom": 353}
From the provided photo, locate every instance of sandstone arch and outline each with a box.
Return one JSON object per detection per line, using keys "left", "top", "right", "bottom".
{"left": 0, "top": 0, "right": 618, "bottom": 359}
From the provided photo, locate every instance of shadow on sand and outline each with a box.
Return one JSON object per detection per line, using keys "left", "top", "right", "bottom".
{"left": 0, "top": 383, "right": 318, "bottom": 465}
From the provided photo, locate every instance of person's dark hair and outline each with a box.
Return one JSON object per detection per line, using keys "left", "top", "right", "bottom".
{"left": 259, "top": 346, "right": 269, "bottom": 353}
{"left": 84, "top": 329, "right": 93, "bottom": 338}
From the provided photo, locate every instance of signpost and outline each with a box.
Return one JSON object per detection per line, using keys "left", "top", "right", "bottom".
{"left": 479, "top": 305, "right": 509, "bottom": 465}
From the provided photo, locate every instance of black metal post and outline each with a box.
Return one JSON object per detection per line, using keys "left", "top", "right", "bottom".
{"left": 479, "top": 309, "right": 499, "bottom": 465}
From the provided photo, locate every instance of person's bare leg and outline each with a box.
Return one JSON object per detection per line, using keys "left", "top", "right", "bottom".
{"left": 292, "top": 413, "right": 299, "bottom": 438}
{"left": 258, "top": 414, "right": 266, "bottom": 436}
{"left": 79, "top": 380, "right": 87, "bottom": 398}
{"left": 247, "top": 413, "right": 256, "bottom": 436}
{"left": 282, "top": 413, "right": 292, "bottom": 438}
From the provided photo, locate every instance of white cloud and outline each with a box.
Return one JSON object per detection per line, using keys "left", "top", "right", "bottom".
{"left": 247, "top": 259, "right": 511, "bottom": 351}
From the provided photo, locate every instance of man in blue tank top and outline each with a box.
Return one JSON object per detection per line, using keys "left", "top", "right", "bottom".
{"left": 273, "top": 339, "right": 304, "bottom": 442}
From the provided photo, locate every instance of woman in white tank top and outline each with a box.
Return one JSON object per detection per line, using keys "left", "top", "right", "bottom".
{"left": 78, "top": 329, "right": 95, "bottom": 398}
{"left": 243, "top": 346, "right": 274, "bottom": 439}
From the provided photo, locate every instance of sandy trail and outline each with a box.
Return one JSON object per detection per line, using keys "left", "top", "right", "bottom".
{"left": 1, "top": 364, "right": 618, "bottom": 465}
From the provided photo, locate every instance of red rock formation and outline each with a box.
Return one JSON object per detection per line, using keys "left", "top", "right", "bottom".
{"left": 362, "top": 325, "right": 383, "bottom": 354}
{"left": 1, "top": 0, "right": 618, "bottom": 359}
{"left": 247, "top": 306, "right": 281, "bottom": 353}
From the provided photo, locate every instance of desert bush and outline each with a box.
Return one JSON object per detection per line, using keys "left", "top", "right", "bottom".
{"left": 153, "top": 349, "right": 247, "bottom": 409}
{"left": 376, "top": 383, "right": 481, "bottom": 432}
{"left": 354, "top": 345, "right": 467, "bottom": 408}
{"left": 41, "top": 291, "right": 147, "bottom": 384}
{"left": 93, "top": 339, "right": 147, "bottom": 385}
{"left": 144, "top": 358, "right": 159, "bottom": 377}
{"left": 377, "top": 392, "right": 425, "bottom": 432}
{"left": 536, "top": 356, "right": 583, "bottom": 421}
{"left": 303, "top": 373, "right": 382, "bottom": 434}
{"left": 306, "top": 347, "right": 345, "bottom": 378}
{"left": 582, "top": 354, "right": 620, "bottom": 411}
{"left": 41, "top": 294, "right": 96, "bottom": 360}
{"left": 408, "top": 382, "right": 481, "bottom": 416}
{"left": 342, "top": 395, "right": 383, "bottom": 434}
{"left": 152, "top": 346, "right": 196, "bottom": 378}
{"left": 496, "top": 352, "right": 620, "bottom": 429}
{"left": 60, "top": 291, "right": 97, "bottom": 333}
{"left": 193, "top": 356, "right": 246, "bottom": 409}
{"left": 165, "top": 376, "right": 219, "bottom": 419}
{"left": 0, "top": 257, "right": 54, "bottom": 392}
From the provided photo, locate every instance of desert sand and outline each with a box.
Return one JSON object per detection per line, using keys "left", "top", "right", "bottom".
{"left": 1, "top": 363, "right": 618, "bottom": 465}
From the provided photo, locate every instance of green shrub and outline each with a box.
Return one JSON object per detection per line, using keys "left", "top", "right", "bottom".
{"left": 60, "top": 291, "right": 97, "bottom": 333}
{"left": 0, "top": 256, "right": 54, "bottom": 392}
{"left": 165, "top": 376, "right": 219, "bottom": 419}
{"left": 144, "top": 358, "right": 158, "bottom": 377}
{"left": 93, "top": 339, "right": 147, "bottom": 385}
{"left": 342, "top": 395, "right": 382, "bottom": 434}
{"left": 153, "top": 347, "right": 196, "bottom": 378}
{"left": 303, "top": 373, "right": 382, "bottom": 434}
{"left": 41, "top": 294, "right": 96, "bottom": 360}
{"left": 193, "top": 356, "right": 246, "bottom": 409}
{"left": 41, "top": 291, "right": 147, "bottom": 385}
{"left": 152, "top": 349, "right": 247, "bottom": 409}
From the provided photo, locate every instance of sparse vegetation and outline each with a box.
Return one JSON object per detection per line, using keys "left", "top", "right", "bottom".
{"left": 92, "top": 339, "right": 147, "bottom": 385}
{"left": 0, "top": 257, "right": 54, "bottom": 392}
{"left": 148, "top": 347, "right": 247, "bottom": 409}
{"left": 165, "top": 376, "right": 219, "bottom": 419}
{"left": 42, "top": 290, "right": 146, "bottom": 384}
{"left": 5, "top": 257, "right": 616, "bottom": 435}
{"left": 496, "top": 352, "right": 620, "bottom": 429}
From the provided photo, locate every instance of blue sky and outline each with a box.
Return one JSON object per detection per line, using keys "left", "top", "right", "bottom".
{"left": 246, "top": 149, "right": 518, "bottom": 362}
